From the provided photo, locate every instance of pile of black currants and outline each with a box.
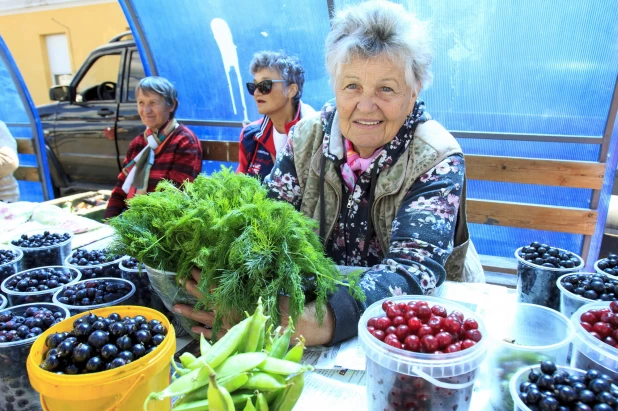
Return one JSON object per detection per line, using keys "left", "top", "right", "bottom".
{"left": 2, "top": 267, "right": 78, "bottom": 305}
{"left": 517, "top": 361, "right": 618, "bottom": 411}
{"left": 55, "top": 279, "right": 133, "bottom": 310}
{"left": 11, "top": 231, "right": 72, "bottom": 270}
{"left": 39, "top": 313, "right": 168, "bottom": 374}
{"left": 596, "top": 253, "right": 618, "bottom": 277}
{"left": 560, "top": 273, "right": 618, "bottom": 302}
{"left": 518, "top": 242, "right": 581, "bottom": 269}
{"left": 66, "top": 248, "right": 123, "bottom": 280}
{"left": 0, "top": 248, "right": 22, "bottom": 285}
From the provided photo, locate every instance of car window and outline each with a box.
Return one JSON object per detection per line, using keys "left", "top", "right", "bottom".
{"left": 127, "top": 51, "right": 145, "bottom": 101}
{"left": 75, "top": 53, "right": 121, "bottom": 102}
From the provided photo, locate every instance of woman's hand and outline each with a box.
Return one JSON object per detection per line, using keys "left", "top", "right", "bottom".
{"left": 173, "top": 267, "right": 335, "bottom": 346}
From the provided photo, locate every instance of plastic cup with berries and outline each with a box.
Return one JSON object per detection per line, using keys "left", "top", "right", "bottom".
{"left": 10, "top": 229, "right": 73, "bottom": 271}
{"left": 515, "top": 242, "right": 584, "bottom": 311}
{"left": 0, "top": 302, "right": 70, "bottom": 411}
{"left": 0, "top": 245, "right": 23, "bottom": 291}
{"left": 1, "top": 266, "right": 81, "bottom": 306}
{"left": 557, "top": 272, "right": 618, "bottom": 319}
{"left": 570, "top": 300, "right": 618, "bottom": 382}
{"left": 358, "top": 295, "right": 487, "bottom": 411}
{"left": 484, "top": 303, "right": 575, "bottom": 410}
{"left": 0, "top": 294, "right": 6, "bottom": 311}
{"left": 52, "top": 277, "right": 136, "bottom": 316}
{"left": 64, "top": 248, "right": 124, "bottom": 280}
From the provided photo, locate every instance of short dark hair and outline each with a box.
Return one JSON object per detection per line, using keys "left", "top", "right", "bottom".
{"left": 135, "top": 76, "right": 179, "bottom": 118}
{"left": 250, "top": 51, "right": 305, "bottom": 102}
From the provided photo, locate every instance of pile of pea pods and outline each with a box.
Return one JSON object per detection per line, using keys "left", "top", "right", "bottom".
{"left": 144, "top": 298, "right": 312, "bottom": 411}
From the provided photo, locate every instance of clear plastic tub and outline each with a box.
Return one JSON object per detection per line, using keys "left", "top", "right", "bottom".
{"left": 0, "top": 245, "right": 23, "bottom": 291}
{"left": 594, "top": 257, "right": 618, "bottom": 277}
{"left": 509, "top": 364, "right": 585, "bottom": 411}
{"left": 570, "top": 301, "right": 618, "bottom": 381}
{"left": 358, "top": 295, "right": 487, "bottom": 411}
{"left": 0, "top": 302, "right": 70, "bottom": 411}
{"left": 144, "top": 264, "right": 198, "bottom": 337}
{"left": 52, "top": 277, "right": 136, "bottom": 316}
{"left": 118, "top": 257, "right": 153, "bottom": 306}
{"left": 484, "top": 303, "right": 575, "bottom": 410}
{"left": 64, "top": 252, "right": 123, "bottom": 280}
{"left": 557, "top": 272, "right": 617, "bottom": 319}
{"left": 1, "top": 266, "right": 81, "bottom": 306}
{"left": 515, "top": 246, "right": 583, "bottom": 310}
{"left": 0, "top": 294, "right": 6, "bottom": 311}
{"left": 10, "top": 228, "right": 73, "bottom": 270}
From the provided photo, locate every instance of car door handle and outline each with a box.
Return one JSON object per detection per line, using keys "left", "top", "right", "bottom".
{"left": 97, "top": 108, "right": 114, "bottom": 117}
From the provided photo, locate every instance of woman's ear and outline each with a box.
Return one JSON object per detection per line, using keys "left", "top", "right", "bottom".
{"left": 287, "top": 84, "right": 299, "bottom": 99}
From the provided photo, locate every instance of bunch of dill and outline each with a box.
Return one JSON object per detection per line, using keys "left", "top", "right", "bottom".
{"left": 109, "top": 168, "right": 364, "bottom": 336}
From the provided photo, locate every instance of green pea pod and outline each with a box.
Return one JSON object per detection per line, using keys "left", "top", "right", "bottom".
{"left": 189, "top": 316, "right": 251, "bottom": 370}
{"left": 263, "top": 324, "right": 275, "bottom": 353}
{"left": 214, "top": 352, "right": 268, "bottom": 379}
{"left": 241, "top": 372, "right": 288, "bottom": 391}
{"left": 257, "top": 357, "right": 310, "bottom": 375}
{"left": 180, "top": 352, "right": 197, "bottom": 369}
{"left": 271, "top": 373, "right": 304, "bottom": 411}
{"left": 208, "top": 373, "right": 235, "bottom": 410}
{"left": 241, "top": 297, "right": 268, "bottom": 353}
{"left": 256, "top": 324, "right": 266, "bottom": 352}
{"left": 282, "top": 336, "right": 305, "bottom": 364}
{"left": 243, "top": 398, "right": 257, "bottom": 411}
{"left": 171, "top": 356, "right": 190, "bottom": 376}
{"left": 200, "top": 334, "right": 212, "bottom": 356}
{"left": 144, "top": 362, "right": 215, "bottom": 410}
{"left": 175, "top": 372, "right": 251, "bottom": 405}
{"left": 256, "top": 391, "right": 269, "bottom": 411}
{"left": 269, "top": 319, "right": 293, "bottom": 359}
{"left": 171, "top": 393, "right": 255, "bottom": 411}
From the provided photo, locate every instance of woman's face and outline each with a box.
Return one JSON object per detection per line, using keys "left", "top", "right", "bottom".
{"left": 137, "top": 89, "right": 174, "bottom": 131}
{"left": 252, "top": 68, "right": 296, "bottom": 116}
{"left": 335, "top": 56, "right": 417, "bottom": 158}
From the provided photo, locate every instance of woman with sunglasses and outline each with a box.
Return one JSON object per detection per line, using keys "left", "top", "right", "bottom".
{"left": 237, "top": 51, "right": 315, "bottom": 179}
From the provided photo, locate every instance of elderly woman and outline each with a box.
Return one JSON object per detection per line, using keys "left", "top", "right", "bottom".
{"left": 104, "top": 76, "right": 203, "bottom": 218}
{"left": 237, "top": 51, "right": 315, "bottom": 179}
{"left": 175, "top": 1, "right": 477, "bottom": 346}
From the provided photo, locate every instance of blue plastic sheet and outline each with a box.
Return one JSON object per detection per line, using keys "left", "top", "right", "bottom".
{"left": 121, "top": 0, "right": 618, "bottom": 261}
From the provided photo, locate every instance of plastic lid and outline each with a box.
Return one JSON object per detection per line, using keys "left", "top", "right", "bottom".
{"left": 52, "top": 277, "right": 136, "bottom": 311}
{"left": 1, "top": 266, "right": 81, "bottom": 297}
{"left": 0, "top": 302, "right": 70, "bottom": 347}
{"left": 514, "top": 246, "right": 584, "bottom": 272}
{"left": 358, "top": 295, "right": 487, "bottom": 380}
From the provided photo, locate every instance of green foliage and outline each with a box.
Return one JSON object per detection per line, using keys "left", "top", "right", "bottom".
{"left": 109, "top": 168, "right": 364, "bottom": 336}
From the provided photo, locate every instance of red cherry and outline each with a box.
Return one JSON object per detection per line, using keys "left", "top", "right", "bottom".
{"left": 407, "top": 317, "right": 422, "bottom": 333}
{"left": 454, "top": 341, "right": 462, "bottom": 350}
{"left": 581, "top": 322, "right": 593, "bottom": 332}
{"left": 610, "top": 301, "right": 618, "bottom": 314}
{"left": 375, "top": 316, "right": 392, "bottom": 331}
{"left": 446, "top": 343, "right": 460, "bottom": 353}
{"left": 372, "top": 330, "right": 385, "bottom": 341}
{"left": 581, "top": 311, "right": 597, "bottom": 324}
{"left": 403, "top": 310, "right": 417, "bottom": 321}
{"left": 416, "top": 301, "right": 429, "bottom": 308}
{"left": 367, "top": 317, "right": 378, "bottom": 328}
{"left": 435, "top": 332, "right": 453, "bottom": 349}
{"left": 395, "top": 325, "right": 410, "bottom": 342}
{"left": 463, "top": 318, "right": 478, "bottom": 331}
{"left": 612, "top": 328, "right": 618, "bottom": 341}
{"left": 604, "top": 336, "right": 617, "bottom": 348}
{"left": 397, "top": 302, "right": 408, "bottom": 312}
{"left": 466, "top": 329, "right": 483, "bottom": 342}
{"left": 416, "top": 305, "right": 432, "bottom": 320}
{"left": 443, "top": 317, "right": 462, "bottom": 334}
{"left": 450, "top": 310, "right": 464, "bottom": 322}
{"left": 589, "top": 331, "right": 602, "bottom": 340}
{"left": 403, "top": 334, "right": 421, "bottom": 352}
{"left": 427, "top": 316, "right": 443, "bottom": 334}
{"left": 382, "top": 300, "right": 395, "bottom": 312}
{"left": 417, "top": 325, "right": 433, "bottom": 338}
{"left": 421, "top": 334, "right": 438, "bottom": 353}
{"left": 461, "top": 339, "right": 476, "bottom": 350}
{"left": 609, "top": 314, "right": 618, "bottom": 328}
{"left": 367, "top": 326, "right": 375, "bottom": 333}
{"left": 593, "top": 322, "right": 612, "bottom": 338}
{"left": 431, "top": 305, "right": 447, "bottom": 318}
{"left": 392, "top": 316, "right": 406, "bottom": 327}
{"left": 386, "top": 306, "right": 403, "bottom": 320}
{"left": 600, "top": 312, "right": 613, "bottom": 324}
{"left": 385, "top": 326, "right": 397, "bottom": 335}
{"left": 384, "top": 334, "right": 402, "bottom": 349}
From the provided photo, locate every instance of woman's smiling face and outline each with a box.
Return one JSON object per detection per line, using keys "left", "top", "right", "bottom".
{"left": 335, "top": 55, "right": 417, "bottom": 158}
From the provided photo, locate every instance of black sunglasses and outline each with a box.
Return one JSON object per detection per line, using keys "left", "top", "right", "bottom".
{"left": 246, "top": 79, "right": 286, "bottom": 95}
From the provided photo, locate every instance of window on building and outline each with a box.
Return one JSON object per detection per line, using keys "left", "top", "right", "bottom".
{"left": 45, "top": 34, "right": 72, "bottom": 86}
{"left": 75, "top": 53, "right": 121, "bottom": 102}
{"left": 127, "top": 50, "right": 145, "bottom": 101}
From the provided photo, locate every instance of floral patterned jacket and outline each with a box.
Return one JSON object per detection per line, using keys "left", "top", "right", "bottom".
{"left": 265, "top": 100, "right": 467, "bottom": 344}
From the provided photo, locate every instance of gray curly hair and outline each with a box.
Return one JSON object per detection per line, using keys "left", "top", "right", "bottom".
{"left": 250, "top": 51, "right": 306, "bottom": 102}
{"left": 325, "top": 0, "right": 433, "bottom": 94}
{"left": 135, "top": 76, "right": 178, "bottom": 118}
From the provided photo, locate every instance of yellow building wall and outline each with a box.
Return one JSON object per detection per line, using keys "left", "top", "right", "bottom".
{"left": 0, "top": 2, "right": 129, "bottom": 105}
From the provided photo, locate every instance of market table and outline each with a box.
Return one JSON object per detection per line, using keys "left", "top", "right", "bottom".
{"left": 76, "top": 232, "right": 514, "bottom": 411}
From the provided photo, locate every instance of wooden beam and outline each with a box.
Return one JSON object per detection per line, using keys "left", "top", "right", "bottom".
{"left": 479, "top": 254, "right": 518, "bottom": 275}
{"left": 14, "top": 166, "right": 40, "bottom": 182}
{"left": 466, "top": 154, "right": 606, "bottom": 189}
{"left": 467, "top": 199, "right": 598, "bottom": 235}
{"left": 200, "top": 140, "right": 239, "bottom": 162}
{"left": 16, "top": 137, "right": 34, "bottom": 154}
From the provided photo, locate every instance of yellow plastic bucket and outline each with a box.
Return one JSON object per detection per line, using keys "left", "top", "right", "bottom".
{"left": 26, "top": 305, "right": 176, "bottom": 411}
